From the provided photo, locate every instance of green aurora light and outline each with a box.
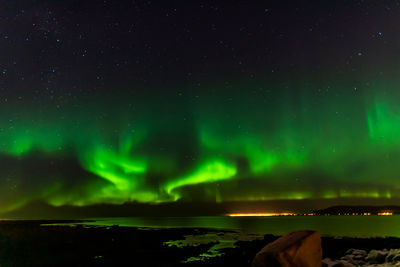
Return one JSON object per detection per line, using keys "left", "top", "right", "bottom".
{"left": 2, "top": 81, "right": 400, "bottom": 213}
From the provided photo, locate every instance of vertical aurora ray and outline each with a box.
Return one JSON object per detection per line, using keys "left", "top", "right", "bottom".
{"left": 367, "top": 100, "right": 400, "bottom": 144}
{"left": 199, "top": 129, "right": 308, "bottom": 175}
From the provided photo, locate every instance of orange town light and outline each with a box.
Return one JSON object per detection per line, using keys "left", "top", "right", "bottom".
{"left": 227, "top": 213, "right": 296, "bottom": 217}
{"left": 377, "top": 212, "right": 393, "bottom": 216}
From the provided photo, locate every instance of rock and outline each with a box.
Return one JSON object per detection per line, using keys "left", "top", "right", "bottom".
{"left": 345, "top": 249, "right": 355, "bottom": 255}
{"left": 386, "top": 249, "right": 400, "bottom": 262}
{"left": 392, "top": 254, "right": 400, "bottom": 263}
{"left": 334, "top": 260, "right": 355, "bottom": 267}
{"left": 322, "top": 258, "right": 355, "bottom": 267}
{"left": 344, "top": 248, "right": 367, "bottom": 263}
{"left": 365, "top": 264, "right": 397, "bottom": 267}
{"left": 252, "top": 230, "right": 322, "bottom": 267}
{"left": 341, "top": 254, "right": 366, "bottom": 266}
{"left": 322, "top": 258, "right": 336, "bottom": 267}
{"left": 366, "top": 249, "right": 388, "bottom": 264}
{"left": 341, "top": 255, "right": 354, "bottom": 262}
{"left": 352, "top": 249, "right": 367, "bottom": 257}
{"left": 353, "top": 254, "right": 365, "bottom": 260}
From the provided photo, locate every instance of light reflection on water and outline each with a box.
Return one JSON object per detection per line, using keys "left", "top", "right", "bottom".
{"left": 78, "top": 215, "right": 400, "bottom": 238}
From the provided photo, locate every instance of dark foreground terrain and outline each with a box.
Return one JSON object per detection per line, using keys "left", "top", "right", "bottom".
{"left": 1, "top": 220, "right": 400, "bottom": 266}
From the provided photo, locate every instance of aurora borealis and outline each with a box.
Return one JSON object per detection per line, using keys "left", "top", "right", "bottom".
{"left": 2, "top": 1, "right": 400, "bottom": 216}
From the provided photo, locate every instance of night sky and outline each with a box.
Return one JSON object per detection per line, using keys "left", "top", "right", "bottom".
{"left": 2, "top": 0, "right": 400, "bottom": 217}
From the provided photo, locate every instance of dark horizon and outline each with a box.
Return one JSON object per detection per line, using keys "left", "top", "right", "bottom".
{"left": 4, "top": 197, "right": 400, "bottom": 220}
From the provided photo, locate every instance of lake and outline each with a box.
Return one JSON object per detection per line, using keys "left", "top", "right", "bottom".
{"left": 72, "top": 215, "right": 400, "bottom": 238}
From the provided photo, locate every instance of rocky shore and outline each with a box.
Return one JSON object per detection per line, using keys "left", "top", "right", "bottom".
{"left": 1, "top": 220, "right": 400, "bottom": 266}
{"left": 323, "top": 248, "right": 400, "bottom": 267}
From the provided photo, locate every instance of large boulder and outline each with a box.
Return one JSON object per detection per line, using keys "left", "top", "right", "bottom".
{"left": 252, "top": 230, "right": 322, "bottom": 267}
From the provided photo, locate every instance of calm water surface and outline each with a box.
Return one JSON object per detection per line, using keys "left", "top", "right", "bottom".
{"left": 78, "top": 215, "right": 400, "bottom": 238}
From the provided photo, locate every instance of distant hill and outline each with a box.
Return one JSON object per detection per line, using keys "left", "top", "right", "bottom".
{"left": 314, "top": 205, "right": 400, "bottom": 215}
